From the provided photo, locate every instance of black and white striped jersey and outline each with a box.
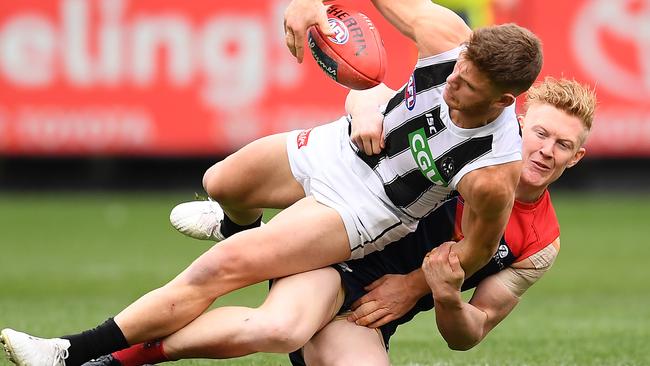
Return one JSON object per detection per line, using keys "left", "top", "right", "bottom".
{"left": 351, "top": 47, "right": 522, "bottom": 220}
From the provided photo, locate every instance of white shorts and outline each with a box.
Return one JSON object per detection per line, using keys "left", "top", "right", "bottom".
{"left": 286, "top": 117, "right": 417, "bottom": 259}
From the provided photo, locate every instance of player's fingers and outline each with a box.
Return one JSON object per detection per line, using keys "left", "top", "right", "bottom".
{"left": 351, "top": 136, "right": 361, "bottom": 150}
{"left": 354, "top": 306, "right": 389, "bottom": 326}
{"left": 318, "top": 6, "right": 334, "bottom": 36}
{"left": 421, "top": 255, "right": 433, "bottom": 273}
{"left": 449, "top": 251, "right": 464, "bottom": 273}
{"left": 422, "top": 250, "right": 432, "bottom": 265}
{"left": 380, "top": 130, "right": 386, "bottom": 149}
{"left": 285, "top": 28, "right": 297, "bottom": 59}
{"left": 364, "top": 276, "right": 386, "bottom": 291}
{"left": 366, "top": 314, "right": 396, "bottom": 328}
{"left": 351, "top": 293, "right": 376, "bottom": 311}
{"left": 348, "top": 300, "right": 376, "bottom": 322}
{"left": 438, "top": 242, "right": 453, "bottom": 255}
{"left": 362, "top": 138, "right": 374, "bottom": 156}
{"left": 294, "top": 27, "right": 305, "bottom": 63}
{"left": 372, "top": 138, "right": 382, "bottom": 155}
{"left": 428, "top": 246, "right": 442, "bottom": 261}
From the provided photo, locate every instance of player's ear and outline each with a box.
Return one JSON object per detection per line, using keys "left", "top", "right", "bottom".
{"left": 567, "top": 147, "right": 586, "bottom": 168}
{"left": 495, "top": 93, "right": 516, "bottom": 108}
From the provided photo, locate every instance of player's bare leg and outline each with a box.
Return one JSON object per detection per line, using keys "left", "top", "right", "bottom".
{"left": 204, "top": 132, "right": 304, "bottom": 224}
{"left": 114, "top": 196, "right": 352, "bottom": 344}
{"left": 164, "top": 267, "right": 343, "bottom": 359}
{"left": 98, "top": 267, "right": 343, "bottom": 365}
{"left": 171, "top": 132, "right": 306, "bottom": 241}
{"left": 302, "top": 318, "right": 390, "bottom": 366}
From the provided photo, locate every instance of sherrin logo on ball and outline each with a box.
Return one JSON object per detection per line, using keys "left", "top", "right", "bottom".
{"left": 307, "top": 3, "right": 387, "bottom": 90}
{"left": 327, "top": 18, "right": 349, "bottom": 45}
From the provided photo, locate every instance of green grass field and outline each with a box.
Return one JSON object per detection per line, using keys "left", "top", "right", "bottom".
{"left": 1, "top": 191, "right": 649, "bottom": 366}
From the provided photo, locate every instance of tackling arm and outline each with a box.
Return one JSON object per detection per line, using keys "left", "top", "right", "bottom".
{"left": 430, "top": 255, "right": 520, "bottom": 351}
{"left": 426, "top": 239, "right": 559, "bottom": 350}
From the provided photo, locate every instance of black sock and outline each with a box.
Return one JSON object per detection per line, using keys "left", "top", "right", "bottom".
{"left": 220, "top": 214, "right": 263, "bottom": 238}
{"left": 62, "top": 318, "right": 129, "bottom": 366}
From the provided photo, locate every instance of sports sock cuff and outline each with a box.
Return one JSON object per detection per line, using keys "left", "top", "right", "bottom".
{"left": 113, "top": 340, "right": 169, "bottom": 366}
{"left": 220, "top": 213, "right": 263, "bottom": 238}
{"left": 62, "top": 317, "right": 129, "bottom": 366}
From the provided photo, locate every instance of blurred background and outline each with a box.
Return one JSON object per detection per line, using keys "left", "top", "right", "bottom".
{"left": 1, "top": 1, "right": 649, "bottom": 365}
{"left": 0, "top": 0, "right": 649, "bottom": 190}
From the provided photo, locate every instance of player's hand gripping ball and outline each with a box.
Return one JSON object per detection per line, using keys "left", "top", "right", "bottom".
{"left": 308, "top": 4, "right": 387, "bottom": 90}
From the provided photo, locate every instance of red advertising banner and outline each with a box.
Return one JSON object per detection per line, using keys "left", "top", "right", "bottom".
{"left": 1, "top": 0, "right": 648, "bottom": 157}
{"left": 0, "top": 0, "right": 416, "bottom": 156}
{"left": 496, "top": 0, "right": 650, "bottom": 157}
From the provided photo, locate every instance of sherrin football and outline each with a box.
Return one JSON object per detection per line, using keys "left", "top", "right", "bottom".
{"left": 308, "top": 4, "right": 387, "bottom": 90}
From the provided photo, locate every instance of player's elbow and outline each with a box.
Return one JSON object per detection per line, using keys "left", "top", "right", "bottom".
{"left": 448, "top": 341, "right": 478, "bottom": 351}
{"left": 446, "top": 336, "right": 481, "bottom": 351}
{"left": 473, "top": 179, "right": 515, "bottom": 215}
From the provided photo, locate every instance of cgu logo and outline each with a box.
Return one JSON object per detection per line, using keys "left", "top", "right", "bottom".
{"left": 408, "top": 128, "right": 446, "bottom": 186}
{"left": 0, "top": 0, "right": 299, "bottom": 110}
{"left": 405, "top": 74, "right": 416, "bottom": 110}
{"left": 572, "top": 0, "right": 650, "bottom": 101}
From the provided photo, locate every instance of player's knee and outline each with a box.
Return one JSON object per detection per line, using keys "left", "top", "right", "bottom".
{"left": 257, "top": 315, "right": 310, "bottom": 353}
{"left": 202, "top": 162, "right": 250, "bottom": 207}
{"left": 182, "top": 246, "right": 250, "bottom": 290}
{"left": 202, "top": 163, "right": 229, "bottom": 201}
{"left": 201, "top": 164, "right": 217, "bottom": 193}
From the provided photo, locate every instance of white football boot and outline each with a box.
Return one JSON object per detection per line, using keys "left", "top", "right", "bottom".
{"left": 169, "top": 200, "right": 226, "bottom": 242}
{"left": 1, "top": 328, "right": 70, "bottom": 366}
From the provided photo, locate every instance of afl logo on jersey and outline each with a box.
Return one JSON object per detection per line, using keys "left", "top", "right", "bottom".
{"left": 405, "top": 74, "right": 416, "bottom": 110}
{"left": 327, "top": 18, "right": 349, "bottom": 45}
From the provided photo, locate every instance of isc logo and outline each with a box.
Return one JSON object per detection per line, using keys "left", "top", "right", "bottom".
{"left": 408, "top": 128, "right": 446, "bottom": 186}
{"left": 405, "top": 74, "right": 416, "bottom": 110}
{"left": 327, "top": 18, "right": 349, "bottom": 45}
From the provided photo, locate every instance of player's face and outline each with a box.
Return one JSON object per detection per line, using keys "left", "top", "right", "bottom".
{"left": 520, "top": 103, "right": 587, "bottom": 189}
{"left": 443, "top": 55, "right": 499, "bottom": 113}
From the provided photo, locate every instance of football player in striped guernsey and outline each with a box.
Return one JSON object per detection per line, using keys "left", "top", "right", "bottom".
{"left": 0, "top": 1, "right": 542, "bottom": 365}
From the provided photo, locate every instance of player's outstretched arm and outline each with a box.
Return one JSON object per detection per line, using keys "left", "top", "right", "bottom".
{"left": 345, "top": 84, "right": 396, "bottom": 155}
{"left": 370, "top": 0, "right": 471, "bottom": 58}
{"left": 422, "top": 242, "right": 520, "bottom": 350}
